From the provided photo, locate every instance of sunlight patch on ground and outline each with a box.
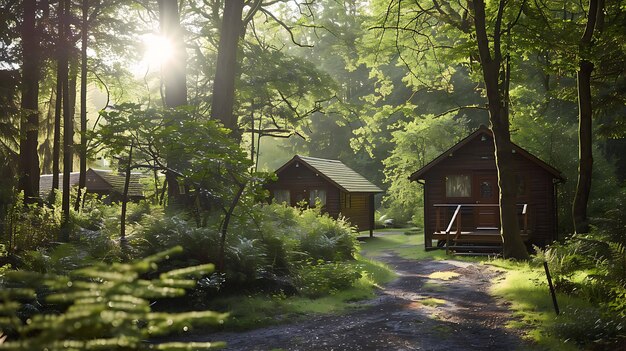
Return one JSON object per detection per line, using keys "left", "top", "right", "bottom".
{"left": 422, "top": 281, "right": 448, "bottom": 292}
{"left": 439, "top": 260, "right": 474, "bottom": 268}
{"left": 427, "top": 271, "right": 460, "bottom": 281}
{"left": 420, "top": 297, "right": 447, "bottom": 307}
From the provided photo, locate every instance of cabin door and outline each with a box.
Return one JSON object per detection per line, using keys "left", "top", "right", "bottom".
{"left": 474, "top": 173, "right": 500, "bottom": 229}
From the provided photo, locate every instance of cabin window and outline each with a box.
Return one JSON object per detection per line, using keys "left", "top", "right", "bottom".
{"left": 273, "top": 189, "right": 290, "bottom": 204}
{"left": 309, "top": 189, "right": 327, "bottom": 207}
{"left": 341, "top": 192, "right": 351, "bottom": 208}
{"left": 446, "top": 175, "right": 471, "bottom": 198}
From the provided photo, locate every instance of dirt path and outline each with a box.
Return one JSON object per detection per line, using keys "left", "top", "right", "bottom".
{"left": 190, "top": 252, "right": 537, "bottom": 350}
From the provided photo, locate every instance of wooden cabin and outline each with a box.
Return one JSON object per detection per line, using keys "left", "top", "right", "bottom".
{"left": 268, "top": 155, "right": 383, "bottom": 235}
{"left": 409, "top": 126, "right": 564, "bottom": 249}
{"left": 39, "top": 168, "right": 145, "bottom": 202}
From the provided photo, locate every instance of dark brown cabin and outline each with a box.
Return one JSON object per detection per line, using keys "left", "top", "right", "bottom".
{"left": 268, "top": 155, "right": 383, "bottom": 235}
{"left": 409, "top": 126, "right": 564, "bottom": 249}
{"left": 39, "top": 168, "right": 145, "bottom": 202}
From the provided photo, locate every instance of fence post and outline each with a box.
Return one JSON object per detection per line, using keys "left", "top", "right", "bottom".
{"left": 543, "top": 261, "right": 560, "bottom": 315}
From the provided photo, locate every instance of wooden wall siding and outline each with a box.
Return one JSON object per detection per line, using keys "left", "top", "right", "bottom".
{"left": 340, "top": 193, "right": 370, "bottom": 230}
{"left": 422, "top": 136, "right": 557, "bottom": 247}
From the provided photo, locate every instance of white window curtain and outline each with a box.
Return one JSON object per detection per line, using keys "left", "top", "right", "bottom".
{"left": 445, "top": 175, "right": 471, "bottom": 197}
{"left": 309, "top": 189, "right": 327, "bottom": 207}
{"left": 273, "top": 189, "right": 290, "bottom": 204}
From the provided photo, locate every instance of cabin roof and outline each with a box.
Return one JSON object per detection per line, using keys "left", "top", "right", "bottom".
{"left": 91, "top": 169, "right": 144, "bottom": 197}
{"left": 39, "top": 168, "right": 144, "bottom": 198}
{"left": 408, "top": 126, "right": 565, "bottom": 181}
{"left": 276, "top": 155, "right": 383, "bottom": 193}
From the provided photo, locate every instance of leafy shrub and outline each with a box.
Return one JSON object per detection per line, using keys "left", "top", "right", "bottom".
{"left": 234, "top": 203, "right": 300, "bottom": 272}
{"left": 293, "top": 260, "right": 362, "bottom": 298}
{"left": 18, "top": 244, "right": 89, "bottom": 274}
{"left": 533, "top": 209, "right": 626, "bottom": 347}
{"left": 229, "top": 203, "right": 358, "bottom": 270}
{"left": 2, "top": 193, "right": 62, "bottom": 253}
{"left": 297, "top": 209, "right": 357, "bottom": 261}
{"left": 225, "top": 237, "right": 267, "bottom": 285}
{"left": 0, "top": 246, "right": 226, "bottom": 350}
{"left": 134, "top": 215, "right": 221, "bottom": 264}
{"left": 550, "top": 306, "right": 626, "bottom": 350}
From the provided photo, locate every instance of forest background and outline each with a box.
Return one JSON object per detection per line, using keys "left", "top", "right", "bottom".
{"left": 0, "top": 0, "right": 625, "bottom": 348}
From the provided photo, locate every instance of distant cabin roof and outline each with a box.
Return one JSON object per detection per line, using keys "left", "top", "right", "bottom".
{"left": 408, "top": 126, "right": 564, "bottom": 181}
{"left": 39, "top": 168, "right": 144, "bottom": 198}
{"left": 276, "top": 155, "right": 383, "bottom": 193}
{"left": 92, "top": 169, "right": 144, "bottom": 197}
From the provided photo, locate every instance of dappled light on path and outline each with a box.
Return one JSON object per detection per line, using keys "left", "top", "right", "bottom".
{"left": 185, "top": 251, "right": 537, "bottom": 350}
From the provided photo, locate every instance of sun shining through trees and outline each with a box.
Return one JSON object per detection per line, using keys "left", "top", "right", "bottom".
{"left": 139, "top": 33, "right": 175, "bottom": 74}
{"left": 1, "top": 0, "right": 626, "bottom": 349}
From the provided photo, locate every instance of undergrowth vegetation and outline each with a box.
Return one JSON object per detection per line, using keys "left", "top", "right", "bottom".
{"left": 531, "top": 208, "right": 626, "bottom": 349}
{"left": 0, "top": 193, "right": 382, "bottom": 345}
{"left": 0, "top": 246, "right": 226, "bottom": 350}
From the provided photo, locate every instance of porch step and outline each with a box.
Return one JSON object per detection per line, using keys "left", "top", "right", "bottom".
{"left": 447, "top": 245, "right": 503, "bottom": 251}
{"left": 454, "top": 252, "right": 501, "bottom": 257}
{"left": 448, "top": 245, "right": 503, "bottom": 256}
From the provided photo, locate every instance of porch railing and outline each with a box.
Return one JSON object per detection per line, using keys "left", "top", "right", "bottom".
{"left": 434, "top": 203, "right": 529, "bottom": 253}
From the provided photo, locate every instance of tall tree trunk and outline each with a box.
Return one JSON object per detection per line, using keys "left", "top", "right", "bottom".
{"left": 52, "top": 62, "right": 62, "bottom": 195}
{"left": 473, "top": 0, "right": 528, "bottom": 259}
{"left": 211, "top": 0, "right": 244, "bottom": 133}
{"left": 75, "top": 0, "right": 89, "bottom": 211}
{"left": 573, "top": 0, "right": 602, "bottom": 234}
{"left": 158, "top": 0, "right": 187, "bottom": 208}
{"left": 159, "top": 0, "right": 187, "bottom": 108}
{"left": 19, "top": 0, "right": 41, "bottom": 204}
{"left": 120, "top": 142, "right": 133, "bottom": 240}
{"left": 60, "top": 0, "right": 73, "bottom": 241}
{"left": 573, "top": 61, "right": 594, "bottom": 234}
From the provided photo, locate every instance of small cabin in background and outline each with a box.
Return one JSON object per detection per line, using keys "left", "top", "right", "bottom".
{"left": 268, "top": 155, "right": 382, "bottom": 235}
{"left": 39, "top": 168, "right": 145, "bottom": 202}
{"left": 409, "top": 126, "right": 564, "bottom": 250}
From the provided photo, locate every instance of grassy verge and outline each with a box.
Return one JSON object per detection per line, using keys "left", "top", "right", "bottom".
{"left": 360, "top": 228, "right": 481, "bottom": 261}
{"left": 210, "top": 255, "right": 396, "bottom": 330}
{"left": 488, "top": 259, "right": 595, "bottom": 350}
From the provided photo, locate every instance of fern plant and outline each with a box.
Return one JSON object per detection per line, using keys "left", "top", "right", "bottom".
{"left": 0, "top": 246, "right": 227, "bottom": 350}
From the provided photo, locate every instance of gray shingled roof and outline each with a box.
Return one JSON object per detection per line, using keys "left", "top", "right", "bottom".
{"left": 39, "top": 168, "right": 144, "bottom": 198}
{"left": 92, "top": 169, "right": 144, "bottom": 197}
{"left": 292, "top": 155, "right": 382, "bottom": 193}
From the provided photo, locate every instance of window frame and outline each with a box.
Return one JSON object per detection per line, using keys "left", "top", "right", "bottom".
{"left": 444, "top": 174, "right": 473, "bottom": 199}
{"left": 273, "top": 189, "right": 291, "bottom": 204}
{"left": 309, "top": 189, "right": 327, "bottom": 208}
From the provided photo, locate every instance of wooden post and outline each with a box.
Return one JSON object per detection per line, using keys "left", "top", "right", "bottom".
{"left": 436, "top": 207, "right": 441, "bottom": 233}
{"left": 523, "top": 204, "right": 528, "bottom": 233}
{"left": 456, "top": 206, "right": 462, "bottom": 234}
{"left": 543, "top": 261, "right": 560, "bottom": 315}
{"left": 446, "top": 229, "right": 450, "bottom": 255}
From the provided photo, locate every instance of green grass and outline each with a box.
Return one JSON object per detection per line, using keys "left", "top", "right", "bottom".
{"left": 359, "top": 230, "right": 448, "bottom": 260}
{"left": 488, "top": 259, "right": 594, "bottom": 350}
{"left": 359, "top": 230, "right": 485, "bottom": 263}
{"left": 421, "top": 297, "right": 447, "bottom": 307}
{"left": 209, "top": 256, "right": 396, "bottom": 330}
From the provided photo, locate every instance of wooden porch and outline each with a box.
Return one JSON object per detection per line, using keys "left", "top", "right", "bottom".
{"left": 432, "top": 204, "right": 530, "bottom": 254}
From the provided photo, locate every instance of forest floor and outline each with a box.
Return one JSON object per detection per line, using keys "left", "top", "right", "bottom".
{"left": 186, "top": 235, "right": 541, "bottom": 351}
